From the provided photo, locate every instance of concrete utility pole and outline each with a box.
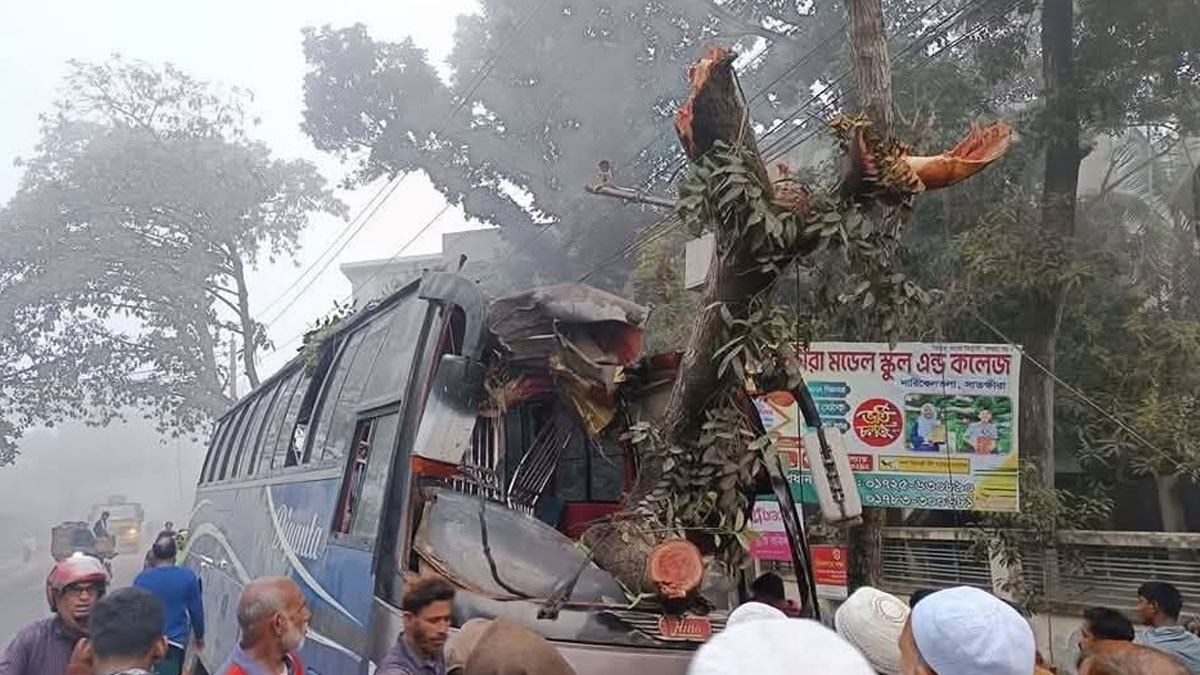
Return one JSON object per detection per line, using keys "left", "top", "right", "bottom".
{"left": 585, "top": 183, "right": 676, "bottom": 209}
{"left": 584, "top": 159, "right": 676, "bottom": 209}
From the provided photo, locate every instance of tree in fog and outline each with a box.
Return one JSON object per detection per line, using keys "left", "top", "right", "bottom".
{"left": 297, "top": 0, "right": 1200, "bottom": 532}
{"left": 298, "top": 0, "right": 884, "bottom": 287}
{"left": 0, "top": 58, "right": 345, "bottom": 464}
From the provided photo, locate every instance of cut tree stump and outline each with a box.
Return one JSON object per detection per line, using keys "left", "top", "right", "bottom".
{"left": 647, "top": 539, "right": 705, "bottom": 599}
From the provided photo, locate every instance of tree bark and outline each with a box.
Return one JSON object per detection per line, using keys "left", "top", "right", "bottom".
{"left": 195, "top": 310, "right": 228, "bottom": 412}
{"left": 229, "top": 248, "right": 261, "bottom": 388}
{"left": 845, "top": 0, "right": 893, "bottom": 134}
{"left": 586, "top": 50, "right": 788, "bottom": 595}
{"left": 843, "top": 0, "right": 893, "bottom": 590}
{"left": 1156, "top": 473, "right": 1187, "bottom": 532}
{"left": 659, "top": 241, "right": 775, "bottom": 451}
{"left": 1024, "top": 0, "right": 1083, "bottom": 489}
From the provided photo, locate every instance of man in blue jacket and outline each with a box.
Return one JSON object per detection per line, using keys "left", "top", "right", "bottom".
{"left": 133, "top": 536, "right": 204, "bottom": 675}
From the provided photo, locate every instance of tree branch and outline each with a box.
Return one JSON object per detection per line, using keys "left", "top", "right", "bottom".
{"left": 207, "top": 288, "right": 242, "bottom": 315}
{"left": 1097, "top": 136, "right": 1183, "bottom": 200}
{"left": 705, "top": 1, "right": 796, "bottom": 42}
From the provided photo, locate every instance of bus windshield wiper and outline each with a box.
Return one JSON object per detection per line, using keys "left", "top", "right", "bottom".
{"left": 538, "top": 551, "right": 594, "bottom": 620}
{"left": 477, "top": 493, "right": 533, "bottom": 599}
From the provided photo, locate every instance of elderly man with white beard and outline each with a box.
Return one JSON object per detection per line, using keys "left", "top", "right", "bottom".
{"left": 218, "top": 577, "right": 311, "bottom": 675}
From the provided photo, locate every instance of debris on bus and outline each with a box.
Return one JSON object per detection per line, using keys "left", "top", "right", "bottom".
{"left": 486, "top": 283, "right": 648, "bottom": 437}
{"left": 185, "top": 272, "right": 738, "bottom": 675}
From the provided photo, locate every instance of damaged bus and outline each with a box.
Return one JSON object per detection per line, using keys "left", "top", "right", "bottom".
{"left": 183, "top": 272, "right": 818, "bottom": 675}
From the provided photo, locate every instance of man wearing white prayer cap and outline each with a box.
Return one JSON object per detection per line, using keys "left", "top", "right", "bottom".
{"left": 688, "top": 618, "right": 875, "bottom": 675}
{"left": 835, "top": 586, "right": 910, "bottom": 675}
{"left": 726, "top": 601, "right": 787, "bottom": 626}
{"left": 898, "top": 586, "right": 1037, "bottom": 675}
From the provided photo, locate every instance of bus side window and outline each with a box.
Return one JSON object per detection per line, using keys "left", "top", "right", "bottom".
{"left": 198, "top": 420, "right": 228, "bottom": 485}
{"left": 260, "top": 370, "right": 303, "bottom": 474}
{"left": 243, "top": 379, "right": 286, "bottom": 477}
{"left": 229, "top": 394, "right": 268, "bottom": 479}
{"left": 277, "top": 362, "right": 324, "bottom": 469}
{"left": 332, "top": 412, "right": 400, "bottom": 543}
{"left": 317, "top": 318, "right": 389, "bottom": 462}
{"left": 217, "top": 406, "right": 251, "bottom": 481}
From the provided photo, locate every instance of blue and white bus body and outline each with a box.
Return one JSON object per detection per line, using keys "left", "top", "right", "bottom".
{"left": 188, "top": 469, "right": 373, "bottom": 675}
{"left": 182, "top": 273, "right": 732, "bottom": 675}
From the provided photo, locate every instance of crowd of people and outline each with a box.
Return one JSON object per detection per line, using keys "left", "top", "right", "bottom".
{"left": 5, "top": 544, "right": 1200, "bottom": 675}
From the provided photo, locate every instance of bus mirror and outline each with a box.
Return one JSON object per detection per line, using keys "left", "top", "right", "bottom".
{"left": 412, "top": 355, "right": 486, "bottom": 465}
{"left": 802, "top": 428, "right": 864, "bottom": 527}
{"left": 432, "top": 354, "right": 486, "bottom": 403}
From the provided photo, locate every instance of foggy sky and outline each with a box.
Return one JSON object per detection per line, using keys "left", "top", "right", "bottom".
{"left": 0, "top": 0, "right": 486, "bottom": 507}
{"left": 0, "top": 418, "right": 203, "bottom": 544}
{"left": 0, "top": 0, "right": 484, "bottom": 381}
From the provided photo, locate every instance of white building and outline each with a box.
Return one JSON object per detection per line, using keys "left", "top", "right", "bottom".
{"left": 340, "top": 228, "right": 505, "bottom": 304}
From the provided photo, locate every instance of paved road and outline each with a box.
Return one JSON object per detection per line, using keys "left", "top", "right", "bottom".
{"left": 0, "top": 545, "right": 144, "bottom": 650}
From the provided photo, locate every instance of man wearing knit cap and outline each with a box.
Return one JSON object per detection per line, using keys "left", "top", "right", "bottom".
{"left": 835, "top": 586, "right": 909, "bottom": 675}
{"left": 898, "top": 586, "right": 1036, "bottom": 675}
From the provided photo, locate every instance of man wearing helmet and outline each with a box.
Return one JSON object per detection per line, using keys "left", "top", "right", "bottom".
{"left": 0, "top": 555, "right": 109, "bottom": 675}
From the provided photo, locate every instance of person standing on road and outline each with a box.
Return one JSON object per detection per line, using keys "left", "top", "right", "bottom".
{"left": 689, "top": 618, "right": 875, "bottom": 675}
{"left": 76, "top": 587, "right": 169, "bottom": 675}
{"left": 1080, "top": 644, "right": 1188, "bottom": 675}
{"left": 897, "top": 586, "right": 1036, "bottom": 675}
{"left": 750, "top": 573, "right": 799, "bottom": 616}
{"left": 1134, "top": 581, "right": 1200, "bottom": 674}
{"left": 133, "top": 537, "right": 204, "bottom": 675}
{"left": 458, "top": 618, "right": 577, "bottom": 675}
{"left": 835, "top": 586, "right": 910, "bottom": 675}
{"left": 0, "top": 555, "right": 109, "bottom": 675}
{"left": 1078, "top": 606, "right": 1135, "bottom": 654}
{"left": 218, "top": 577, "right": 310, "bottom": 675}
{"left": 380, "top": 577, "right": 455, "bottom": 675}
{"left": 93, "top": 512, "right": 111, "bottom": 541}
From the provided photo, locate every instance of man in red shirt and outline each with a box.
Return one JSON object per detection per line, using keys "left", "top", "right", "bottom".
{"left": 218, "top": 577, "right": 310, "bottom": 675}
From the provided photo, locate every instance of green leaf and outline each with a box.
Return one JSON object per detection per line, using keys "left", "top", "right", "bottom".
{"left": 719, "top": 346, "right": 744, "bottom": 378}
{"left": 719, "top": 303, "right": 735, "bottom": 327}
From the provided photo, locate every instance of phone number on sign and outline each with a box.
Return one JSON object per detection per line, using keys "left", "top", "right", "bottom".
{"left": 866, "top": 493, "right": 976, "bottom": 509}
{"left": 861, "top": 477, "right": 976, "bottom": 494}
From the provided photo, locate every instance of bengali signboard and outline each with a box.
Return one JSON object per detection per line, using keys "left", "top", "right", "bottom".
{"left": 748, "top": 498, "right": 792, "bottom": 561}
{"left": 755, "top": 342, "right": 1021, "bottom": 512}
{"left": 811, "top": 545, "right": 849, "bottom": 600}
{"left": 748, "top": 499, "right": 847, "bottom": 599}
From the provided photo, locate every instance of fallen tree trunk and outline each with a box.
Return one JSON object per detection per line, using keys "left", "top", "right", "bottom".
{"left": 583, "top": 45, "right": 1013, "bottom": 604}
{"left": 654, "top": 46, "right": 781, "bottom": 488}
{"left": 584, "top": 48, "right": 802, "bottom": 600}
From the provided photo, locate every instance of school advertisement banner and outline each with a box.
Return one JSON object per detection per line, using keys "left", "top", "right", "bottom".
{"left": 754, "top": 342, "right": 1021, "bottom": 512}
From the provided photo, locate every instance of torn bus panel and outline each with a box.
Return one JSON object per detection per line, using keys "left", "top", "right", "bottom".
{"left": 487, "top": 284, "right": 648, "bottom": 437}
{"left": 400, "top": 280, "right": 740, "bottom": 653}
